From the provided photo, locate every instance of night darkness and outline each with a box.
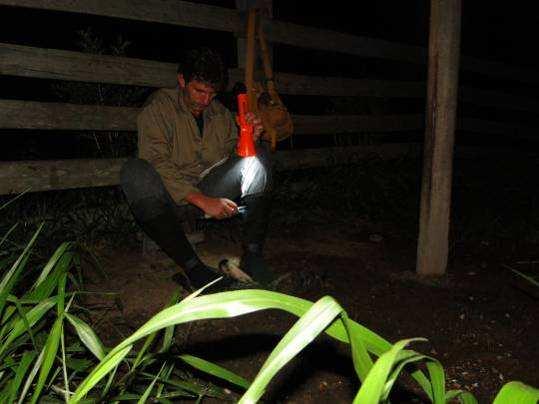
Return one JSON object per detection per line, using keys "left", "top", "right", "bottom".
{"left": 1, "top": 1, "right": 538, "bottom": 403}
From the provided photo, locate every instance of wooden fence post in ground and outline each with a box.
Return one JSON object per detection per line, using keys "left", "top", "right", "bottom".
{"left": 416, "top": 0, "right": 462, "bottom": 276}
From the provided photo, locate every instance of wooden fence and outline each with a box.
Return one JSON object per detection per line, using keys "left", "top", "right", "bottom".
{"left": 1, "top": 0, "right": 538, "bottom": 195}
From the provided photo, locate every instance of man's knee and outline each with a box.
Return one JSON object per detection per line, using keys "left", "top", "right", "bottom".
{"left": 121, "top": 158, "right": 166, "bottom": 200}
{"left": 254, "top": 142, "right": 274, "bottom": 192}
{"left": 120, "top": 158, "right": 171, "bottom": 219}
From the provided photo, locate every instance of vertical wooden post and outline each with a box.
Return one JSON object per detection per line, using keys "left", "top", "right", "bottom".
{"left": 416, "top": 0, "right": 462, "bottom": 276}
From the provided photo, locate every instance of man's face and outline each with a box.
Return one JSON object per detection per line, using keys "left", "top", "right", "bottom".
{"left": 178, "top": 74, "right": 217, "bottom": 117}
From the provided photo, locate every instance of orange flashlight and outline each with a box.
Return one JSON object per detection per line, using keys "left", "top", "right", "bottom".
{"left": 236, "top": 93, "right": 257, "bottom": 157}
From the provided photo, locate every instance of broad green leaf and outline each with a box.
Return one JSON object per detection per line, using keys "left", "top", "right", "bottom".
{"left": 0, "top": 296, "right": 58, "bottom": 358}
{"left": 65, "top": 313, "right": 106, "bottom": 360}
{"left": 457, "top": 390, "right": 479, "bottom": 404}
{"left": 381, "top": 350, "right": 425, "bottom": 401}
{"left": 493, "top": 381, "right": 539, "bottom": 404}
{"left": 25, "top": 248, "right": 74, "bottom": 301}
{"left": 161, "top": 290, "right": 182, "bottom": 353}
{"left": 70, "top": 290, "right": 391, "bottom": 403}
{"left": 240, "top": 296, "right": 344, "bottom": 403}
{"left": 179, "top": 354, "right": 251, "bottom": 389}
{"left": 70, "top": 345, "right": 132, "bottom": 402}
{"left": 12, "top": 297, "right": 37, "bottom": 351}
{"left": 426, "top": 359, "right": 446, "bottom": 404}
{"left": 18, "top": 345, "right": 45, "bottom": 404}
{"left": 31, "top": 242, "right": 74, "bottom": 291}
{"left": 342, "top": 313, "right": 373, "bottom": 382}
{"left": 30, "top": 317, "right": 63, "bottom": 404}
{"left": 353, "top": 338, "right": 425, "bottom": 404}
{"left": 8, "top": 350, "right": 36, "bottom": 403}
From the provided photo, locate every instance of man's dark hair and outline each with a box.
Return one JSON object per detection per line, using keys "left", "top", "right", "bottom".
{"left": 178, "top": 47, "right": 227, "bottom": 91}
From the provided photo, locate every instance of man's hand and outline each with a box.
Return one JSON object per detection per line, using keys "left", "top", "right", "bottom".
{"left": 245, "top": 112, "right": 264, "bottom": 142}
{"left": 186, "top": 192, "right": 238, "bottom": 220}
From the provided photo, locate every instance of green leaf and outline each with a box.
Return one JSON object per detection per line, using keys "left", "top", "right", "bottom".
{"left": 25, "top": 246, "right": 75, "bottom": 302}
{"left": 65, "top": 313, "right": 106, "bottom": 361}
{"left": 493, "top": 381, "right": 539, "bottom": 404}
{"left": 179, "top": 354, "right": 251, "bottom": 390}
{"left": 8, "top": 350, "right": 36, "bottom": 403}
{"left": 32, "top": 242, "right": 74, "bottom": 292}
{"left": 0, "top": 223, "right": 18, "bottom": 250}
{"left": 457, "top": 390, "right": 479, "bottom": 404}
{"left": 0, "top": 296, "right": 58, "bottom": 359}
{"left": 30, "top": 316, "right": 63, "bottom": 404}
{"left": 426, "top": 359, "right": 446, "bottom": 404}
{"left": 70, "top": 290, "right": 391, "bottom": 403}
{"left": 342, "top": 313, "right": 373, "bottom": 382}
{"left": 353, "top": 338, "right": 426, "bottom": 404}
{"left": 137, "top": 364, "right": 165, "bottom": 404}
{"left": 512, "top": 269, "right": 539, "bottom": 288}
{"left": 69, "top": 345, "right": 132, "bottom": 402}
{"left": 160, "top": 290, "right": 181, "bottom": 353}
{"left": 0, "top": 190, "right": 28, "bottom": 211}
{"left": 17, "top": 346, "right": 45, "bottom": 404}
{"left": 381, "top": 350, "right": 425, "bottom": 401}
{"left": 0, "top": 224, "right": 43, "bottom": 315}
{"left": 240, "top": 296, "right": 344, "bottom": 403}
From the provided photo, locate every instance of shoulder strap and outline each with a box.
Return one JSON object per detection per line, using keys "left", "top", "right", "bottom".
{"left": 245, "top": 8, "right": 258, "bottom": 112}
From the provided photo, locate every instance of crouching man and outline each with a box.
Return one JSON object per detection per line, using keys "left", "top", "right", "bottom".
{"left": 120, "top": 47, "right": 274, "bottom": 292}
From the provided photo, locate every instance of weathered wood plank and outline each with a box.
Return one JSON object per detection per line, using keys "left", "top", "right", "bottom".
{"left": 0, "top": 144, "right": 416, "bottom": 195}
{"left": 272, "top": 72, "right": 426, "bottom": 98}
{"left": 0, "top": 99, "right": 426, "bottom": 133}
{"left": 0, "top": 0, "right": 240, "bottom": 32}
{"left": 2, "top": 43, "right": 426, "bottom": 97}
{"left": 0, "top": 158, "right": 126, "bottom": 194}
{"left": 293, "top": 114, "right": 424, "bottom": 134}
{"left": 274, "top": 144, "right": 419, "bottom": 171}
{"left": 0, "top": 100, "right": 138, "bottom": 131}
{"left": 2, "top": 99, "right": 536, "bottom": 136}
{"left": 416, "top": 0, "right": 462, "bottom": 277}
{"left": 3, "top": 43, "right": 538, "bottom": 112}
{"left": 1, "top": 2, "right": 537, "bottom": 83}
{"left": 0, "top": 43, "right": 177, "bottom": 87}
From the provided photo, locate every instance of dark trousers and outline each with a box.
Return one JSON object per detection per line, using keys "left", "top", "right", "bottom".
{"left": 120, "top": 143, "right": 273, "bottom": 263}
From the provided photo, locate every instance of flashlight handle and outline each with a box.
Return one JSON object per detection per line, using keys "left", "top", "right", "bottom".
{"left": 237, "top": 93, "right": 249, "bottom": 127}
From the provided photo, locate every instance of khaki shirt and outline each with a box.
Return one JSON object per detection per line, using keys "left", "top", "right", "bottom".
{"left": 137, "top": 88, "right": 238, "bottom": 204}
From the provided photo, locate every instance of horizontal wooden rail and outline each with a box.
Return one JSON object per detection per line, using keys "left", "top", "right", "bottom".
{"left": 0, "top": 99, "right": 424, "bottom": 133}
{"left": 1, "top": 42, "right": 423, "bottom": 96}
{"left": 0, "top": 0, "right": 240, "bottom": 32}
{"left": 1, "top": 1, "right": 538, "bottom": 83}
{"left": 3, "top": 43, "right": 539, "bottom": 113}
{"left": 0, "top": 100, "right": 139, "bottom": 131}
{"left": 0, "top": 43, "right": 176, "bottom": 88}
{"left": 2, "top": 99, "right": 538, "bottom": 136}
{"left": 0, "top": 144, "right": 417, "bottom": 195}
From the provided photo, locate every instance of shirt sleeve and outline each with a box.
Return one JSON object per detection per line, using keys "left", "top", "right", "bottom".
{"left": 137, "top": 100, "right": 200, "bottom": 205}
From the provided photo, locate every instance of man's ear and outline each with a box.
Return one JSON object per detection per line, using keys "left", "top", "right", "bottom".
{"left": 177, "top": 73, "right": 186, "bottom": 89}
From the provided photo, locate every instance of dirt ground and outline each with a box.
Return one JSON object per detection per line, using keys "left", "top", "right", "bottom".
{"left": 82, "top": 215, "right": 539, "bottom": 403}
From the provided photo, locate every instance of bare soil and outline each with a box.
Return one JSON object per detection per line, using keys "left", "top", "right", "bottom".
{"left": 82, "top": 215, "right": 539, "bottom": 403}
